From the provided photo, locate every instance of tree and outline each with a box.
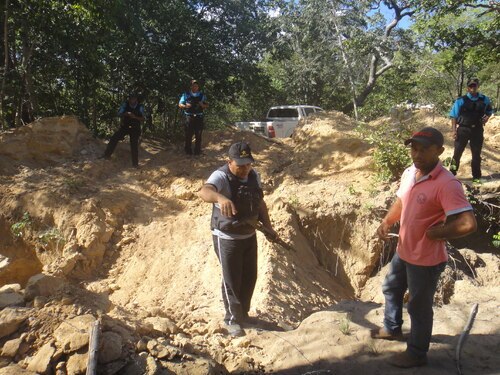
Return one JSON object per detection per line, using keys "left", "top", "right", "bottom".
{"left": 412, "top": 0, "right": 499, "bottom": 97}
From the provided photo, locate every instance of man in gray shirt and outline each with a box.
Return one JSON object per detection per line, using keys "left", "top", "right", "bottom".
{"left": 198, "top": 141, "right": 277, "bottom": 337}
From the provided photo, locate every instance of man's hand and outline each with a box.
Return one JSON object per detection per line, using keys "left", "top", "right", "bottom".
{"left": 377, "top": 221, "right": 392, "bottom": 240}
{"left": 217, "top": 196, "right": 237, "bottom": 217}
{"left": 263, "top": 227, "right": 279, "bottom": 241}
{"left": 185, "top": 103, "right": 192, "bottom": 108}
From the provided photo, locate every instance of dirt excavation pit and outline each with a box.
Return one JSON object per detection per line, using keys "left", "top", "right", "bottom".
{"left": 0, "top": 113, "right": 498, "bottom": 374}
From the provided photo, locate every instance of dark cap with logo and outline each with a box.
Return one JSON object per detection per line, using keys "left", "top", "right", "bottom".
{"left": 228, "top": 141, "right": 255, "bottom": 165}
{"left": 404, "top": 127, "right": 444, "bottom": 147}
{"left": 467, "top": 77, "right": 479, "bottom": 86}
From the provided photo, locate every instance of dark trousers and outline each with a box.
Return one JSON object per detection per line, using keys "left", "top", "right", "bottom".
{"left": 382, "top": 253, "right": 446, "bottom": 358}
{"left": 184, "top": 115, "right": 204, "bottom": 155}
{"left": 212, "top": 234, "right": 257, "bottom": 325}
{"left": 104, "top": 124, "right": 141, "bottom": 167}
{"left": 452, "top": 126, "right": 484, "bottom": 179}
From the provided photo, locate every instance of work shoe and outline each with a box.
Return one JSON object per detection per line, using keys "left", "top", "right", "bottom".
{"left": 242, "top": 316, "right": 261, "bottom": 329}
{"left": 224, "top": 322, "right": 245, "bottom": 337}
{"left": 387, "top": 351, "right": 427, "bottom": 368}
{"left": 370, "top": 327, "right": 404, "bottom": 341}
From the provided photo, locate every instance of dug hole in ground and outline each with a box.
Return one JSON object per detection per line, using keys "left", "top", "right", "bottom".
{"left": 0, "top": 110, "right": 498, "bottom": 375}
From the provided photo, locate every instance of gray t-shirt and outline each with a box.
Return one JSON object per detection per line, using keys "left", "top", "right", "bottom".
{"left": 206, "top": 168, "right": 262, "bottom": 240}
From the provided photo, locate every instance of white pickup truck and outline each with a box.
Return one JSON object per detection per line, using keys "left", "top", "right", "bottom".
{"left": 235, "top": 105, "right": 324, "bottom": 138}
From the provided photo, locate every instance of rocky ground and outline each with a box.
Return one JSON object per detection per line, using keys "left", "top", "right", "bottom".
{"left": 0, "top": 111, "right": 498, "bottom": 374}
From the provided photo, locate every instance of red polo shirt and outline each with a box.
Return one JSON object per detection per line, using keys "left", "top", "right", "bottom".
{"left": 396, "top": 162, "right": 472, "bottom": 266}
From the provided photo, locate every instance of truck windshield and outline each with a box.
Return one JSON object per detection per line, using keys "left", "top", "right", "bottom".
{"left": 267, "top": 108, "right": 299, "bottom": 118}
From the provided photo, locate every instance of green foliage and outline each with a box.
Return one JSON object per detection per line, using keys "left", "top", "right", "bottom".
{"left": 339, "top": 313, "right": 352, "bottom": 335}
{"left": 442, "top": 157, "right": 457, "bottom": 172}
{"left": 347, "top": 185, "right": 359, "bottom": 196}
{"left": 288, "top": 194, "right": 300, "bottom": 208}
{"left": 0, "top": 0, "right": 497, "bottom": 131}
{"left": 359, "top": 123, "right": 412, "bottom": 181}
{"left": 38, "top": 227, "right": 66, "bottom": 250}
{"left": 0, "top": 0, "right": 278, "bottom": 132}
{"left": 493, "top": 232, "right": 500, "bottom": 248}
{"left": 10, "top": 212, "right": 32, "bottom": 238}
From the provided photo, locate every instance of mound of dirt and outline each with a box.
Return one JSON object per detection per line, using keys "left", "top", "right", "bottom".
{"left": 0, "top": 111, "right": 498, "bottom": 374}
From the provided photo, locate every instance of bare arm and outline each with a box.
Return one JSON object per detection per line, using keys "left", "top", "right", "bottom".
{"left": 426, "top": 210, "right": 477, "bottom": 241}
{"left": 451, "top": 118, "right": 458, "bottom": 139}
{"left": 198, "top": 184, "right": 236, "bottom": 217}
{"left": 258, "top": 199, "right": 278, "bottom": 238}
{"left": 377, "top": 198, "right": 402, "bottom": 240}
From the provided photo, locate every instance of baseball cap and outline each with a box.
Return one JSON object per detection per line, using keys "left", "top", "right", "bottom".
{"left": 190, "top": 79, "right": 199, "bottom": 86}
{"left": 228, "top": 141, "right": 255, "bottom": 165}
{"left": 404, "top": 127, "right": 444, "bottom": 147}
{"left": 467, "top": 78, "right": 479, "bottom": 86}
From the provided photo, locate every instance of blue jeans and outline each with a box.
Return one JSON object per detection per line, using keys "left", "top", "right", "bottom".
{"left": 382, "top": 252, "right": 446, "bottom": 358}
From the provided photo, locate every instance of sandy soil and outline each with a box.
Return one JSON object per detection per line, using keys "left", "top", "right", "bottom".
{"left": 0, "top": 111, "right": 498, "bottom": 374}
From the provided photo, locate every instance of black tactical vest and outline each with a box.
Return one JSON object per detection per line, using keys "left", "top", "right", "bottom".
{"left": 123, "top": 102, "right": 143, "bottom": 128}
{"left": 210, "top": 164, "right": 264, "bottom": 235}
{"left": 184, "top": 92, "right": 204, "bottom": 115}
{"left": 458, "top": 95, "right": 487, "bottom": 128}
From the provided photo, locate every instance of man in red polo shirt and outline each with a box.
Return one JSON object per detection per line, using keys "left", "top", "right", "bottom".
{"left": 372, "top": 127, "right": 477, "bottom": 368}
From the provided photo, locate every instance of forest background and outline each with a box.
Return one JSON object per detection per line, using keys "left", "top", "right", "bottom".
{"left": 0, "top": 0, "right": 498, "bottom": 138}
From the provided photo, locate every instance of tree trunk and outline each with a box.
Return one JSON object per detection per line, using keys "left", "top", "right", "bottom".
{"left": 15, "top": 23, "right": 33, "bottom": 126}
{"left": 342, "top": 1, "right": 414, "bottom": 113}
{"left": 0, "top": 0, "right": 9, "bottom": 129}
{"left": 331, "top": 9, "right": 358, "bottom": 120}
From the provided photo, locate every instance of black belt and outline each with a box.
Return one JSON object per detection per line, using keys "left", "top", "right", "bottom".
{"left": 185, "top": 113, "right": 203, "bottom": 117}
{"left": 459, "top": 124, "right": 481, "bottom": 129}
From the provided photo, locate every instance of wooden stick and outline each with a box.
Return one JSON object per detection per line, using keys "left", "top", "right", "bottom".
{"left": 86, "top": 319, "right": 101, "bottom": 375}
{"left": 456, "top": 303, "right": 479, "bottom": 375}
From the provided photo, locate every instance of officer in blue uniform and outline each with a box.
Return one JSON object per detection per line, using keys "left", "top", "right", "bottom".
{"left": 103, "top": 93, "right": 145, "bottom": 168}
{"left": 449, "top": 78, "right": 493, "bottom": 182}
{"left": 179, "top": 80, "right": 208, "bottom": 156}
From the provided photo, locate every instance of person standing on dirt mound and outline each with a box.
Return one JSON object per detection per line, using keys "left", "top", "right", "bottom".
{"left": 103, "top": 93, "right": 145, "bottom": 168}
{"left": 373, "top": 127, "right": 477, "bottom": 368}
{"left": 198, "top": 141, "right": 277, "bottom": 337}
{"left": 449, "top": 78, "right": 493, "bottom": 183}
{"left": 179, "top": 79, "right": 208, "bottom": 156}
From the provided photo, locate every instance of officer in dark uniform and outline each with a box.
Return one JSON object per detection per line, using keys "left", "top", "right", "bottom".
{"left": 179, "top": 80, "right": 208, "bottom": 156}
{"left": 198, "top": 141, "right": 277, "bottom": 337}
{"left": 449, "top": 78, "right": 493, "bottom": 182}
{"left": 103, "top": 93, "right": 145, "bottom": 168}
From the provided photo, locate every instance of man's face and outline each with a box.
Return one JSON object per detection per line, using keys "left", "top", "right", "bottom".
{"left": 128, "top": 96, "right": 138, "bottom": 106}
{"left": 191, "top": 83, "right": 200, "bottom": 93}
{"left": 467, "top": 83, "right": 478, "bottom": 95}
{"left": 410, "top": 142, "right": 444, "bottom": 173}
{"left": 228, "top": 160, "right": 252, "bottom": 179}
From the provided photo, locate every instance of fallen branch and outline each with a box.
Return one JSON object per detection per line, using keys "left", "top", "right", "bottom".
{"left": 456, "top": 303, "right": 479, "bottom": 375}
{"left": 86, "top": 319, "right": 101, "bottom": 375}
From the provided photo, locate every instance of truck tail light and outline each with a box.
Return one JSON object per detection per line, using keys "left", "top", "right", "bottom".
{"left": 267, "top": 124, "right": 276, "bottom": 138}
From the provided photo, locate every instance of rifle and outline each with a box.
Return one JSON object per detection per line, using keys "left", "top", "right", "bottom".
{"left": 233, "top": 220, "right": 295, "bottom": 251}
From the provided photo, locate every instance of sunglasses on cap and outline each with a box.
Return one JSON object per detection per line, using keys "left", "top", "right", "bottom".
{"left": 467, "top": 83, "right": 478, "bottom": 88}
